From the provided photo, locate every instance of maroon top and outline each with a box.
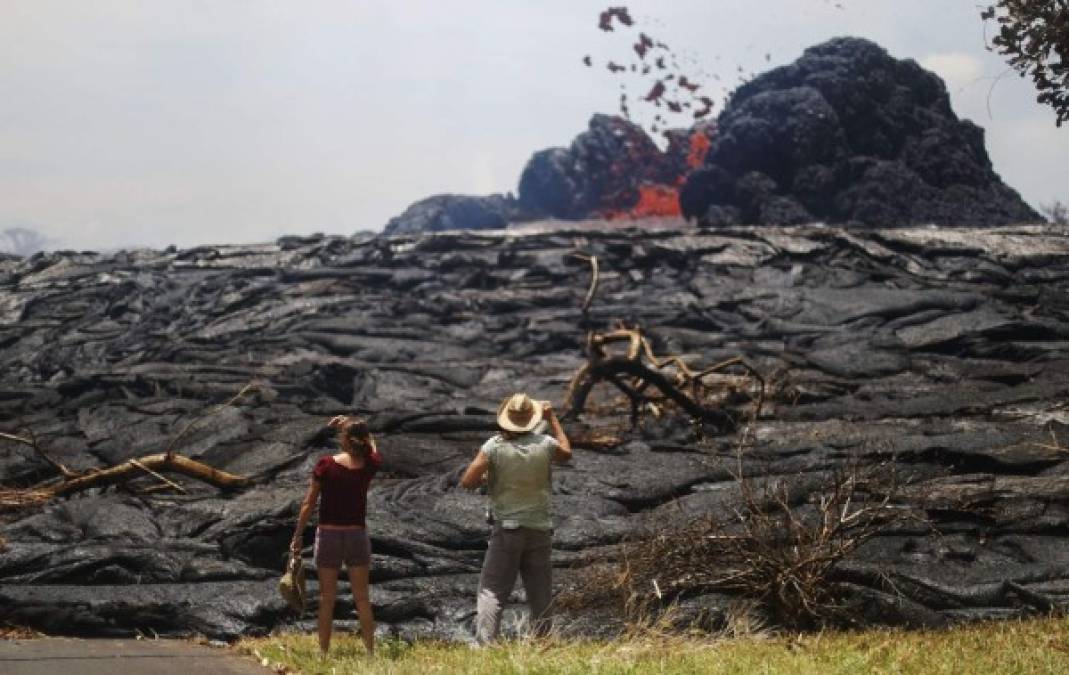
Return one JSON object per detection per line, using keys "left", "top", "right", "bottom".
{"left": 313, "top": 450, "right": 382, "bottom": 527}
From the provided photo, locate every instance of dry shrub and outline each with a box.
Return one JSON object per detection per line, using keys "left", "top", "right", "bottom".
{"left": 560, "top": 453, "right": 911, "bottom": 630}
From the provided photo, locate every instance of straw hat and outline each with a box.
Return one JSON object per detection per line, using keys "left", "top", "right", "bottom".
{"left": 496, "top": 393, "right": 543, "bottom": 433}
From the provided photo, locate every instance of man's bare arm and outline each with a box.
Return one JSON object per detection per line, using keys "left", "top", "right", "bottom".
{"left": 460, "top": 450, "right": 490, "bottom": 489}
{"left": 542, "top": 402, "right": 572, "bottom": 463}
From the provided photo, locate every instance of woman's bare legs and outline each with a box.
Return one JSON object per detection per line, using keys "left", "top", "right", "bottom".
{"left": 317, "top": 567, "right": 339, "bottom": 654}
{"left": 347, "top": 565, "right": 375, "bottom": 654}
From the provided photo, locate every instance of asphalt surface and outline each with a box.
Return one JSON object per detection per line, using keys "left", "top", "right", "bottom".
{"left": 0, "top": 638, "right": 267, "bottom": 674}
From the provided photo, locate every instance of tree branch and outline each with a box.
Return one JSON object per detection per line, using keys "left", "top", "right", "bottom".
{"left": 50, "top": 453, "right": 249, "bottom": 496}
{"left": 0, "top": 429, "right": 78, "bottom": 479}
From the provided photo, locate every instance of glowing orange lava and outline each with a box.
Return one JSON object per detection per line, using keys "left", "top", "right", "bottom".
{"left": 633, "top": 184, "right": 682, "bottom": 216}
{"left": 686, "top": 131, "right": 711, "bottom": 170}
{"left": 604, "top": 183, "right": 682, "bottom": 219}
{"left": 600, "top": 127, "right": 714, "bottom": 220}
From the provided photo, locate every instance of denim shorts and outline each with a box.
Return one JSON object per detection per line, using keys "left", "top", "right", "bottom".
{"left": 314, "top": 527, "right": 371, "bottom": 569}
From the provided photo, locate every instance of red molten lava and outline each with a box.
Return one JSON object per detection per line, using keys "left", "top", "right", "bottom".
{"left": 598, "top": 124, "right": 715, "bottom": 221}
{"left": 686, "top": 130, "right": 711, "bottom": 170}
{"left": 632, "top": 184, "right": 683, "bottom": 217}
{"left": 604, "top": 184, "right": 682, "bottom": 219}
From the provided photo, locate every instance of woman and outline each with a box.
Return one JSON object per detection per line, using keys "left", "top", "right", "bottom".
{"left": 460, "top": 393, "right": 572, "bottom": 643}
{"left": 290, "top": 415, "right": 382, "bottom": 655}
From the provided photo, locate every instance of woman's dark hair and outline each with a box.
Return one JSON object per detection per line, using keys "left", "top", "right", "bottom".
{"left": 348, "top": 420, "right": 370, "bottom": 439}
{"left": 339, "top": 419, "right": 371, "bottom": 459}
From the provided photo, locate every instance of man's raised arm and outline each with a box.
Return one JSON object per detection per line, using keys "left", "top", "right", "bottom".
{"left": 542, "top": 402, "right": 571, "bottom": 463}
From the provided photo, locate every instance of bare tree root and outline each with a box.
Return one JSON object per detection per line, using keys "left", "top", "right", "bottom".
{"left": 561, "top": 325, "right": 765, "bottom": 435}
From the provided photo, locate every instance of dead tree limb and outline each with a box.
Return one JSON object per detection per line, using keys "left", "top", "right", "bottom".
{"left": 0, "top": 430, "right": 78, "bottom": 479}
{"left": 561, "top": 326, "right": 764, "bottom": 434}
{"left": 164, "top": 381, "right": 260, "bottom": 460}
{"left": 50, "top": 453, "right": 249, "bottom": 496}
{"left": 604, "top": 372, "right": 646, "bottom": 427}
{"left": 576, "top": 254, "right": 600, "bottom": 315}
{"left": 571, "top": 356, "right": 737, "bottom": 432}
{"left": 1, "top": 453, "right": 246, "bottom": 512}
{"left": 129, "top": 459, "right": 188, "bottom": 494}
{"left": 0, "top": 487, "right": 52, "bottom": 512}
{"left": 2, "top": 383, "right": 262, "bottom": 513}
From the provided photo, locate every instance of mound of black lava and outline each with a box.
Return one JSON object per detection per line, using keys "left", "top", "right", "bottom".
{"left": 386, "top": 38, "right": 1041, "bottom": 236}
{"left": 680, "top": 37, "right": 1040, "bottom": 227}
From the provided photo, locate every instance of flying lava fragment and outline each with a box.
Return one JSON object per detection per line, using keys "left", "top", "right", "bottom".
{"left": 598, "top": 6, "right": 634, "bottom": 31}
{"left": 586, "top": 6, "right": 717, "bottom": 138}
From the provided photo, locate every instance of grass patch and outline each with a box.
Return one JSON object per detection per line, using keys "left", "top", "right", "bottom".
{"left": 237, "top": 616, "right": 1069, "bottom": 674}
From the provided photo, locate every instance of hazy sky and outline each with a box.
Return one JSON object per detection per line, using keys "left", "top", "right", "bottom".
{"left": 2, "top": 1, "right": 1066, "bottom": 251}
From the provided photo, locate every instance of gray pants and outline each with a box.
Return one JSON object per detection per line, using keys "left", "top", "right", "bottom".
{"left": 475, "top": 525, "right": 552, "bottom": 643}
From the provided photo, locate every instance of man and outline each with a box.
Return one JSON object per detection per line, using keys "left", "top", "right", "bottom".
{"left": 460, "top": 393, "right": 572, "bottom": 642}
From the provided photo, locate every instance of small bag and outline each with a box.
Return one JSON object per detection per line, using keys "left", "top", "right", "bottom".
{"left": 278, "top": 553, "right": 306, "bottom": 612}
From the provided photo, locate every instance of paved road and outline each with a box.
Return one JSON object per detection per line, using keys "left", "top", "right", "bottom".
{"left": 0, "top": 638, "right": 267, "bottom": 674}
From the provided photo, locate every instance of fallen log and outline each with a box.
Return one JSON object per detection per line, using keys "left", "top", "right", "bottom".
{"left": 0, "top": 383, "right": 261, "bottom": 512}
{"left": 1, "top": 452, "right": 250, "bottom": 512}
{"left": 49, "top": 453, "right": 251, "bottom": 496}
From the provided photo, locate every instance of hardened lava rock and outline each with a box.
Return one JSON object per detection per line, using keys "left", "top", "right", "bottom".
{"left": 2, "top": 221, "right": 1069, "bottom": 638}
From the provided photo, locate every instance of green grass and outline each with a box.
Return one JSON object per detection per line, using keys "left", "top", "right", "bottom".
{"left": 237, "top": 616, "right": 1069, "bottom": 674}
